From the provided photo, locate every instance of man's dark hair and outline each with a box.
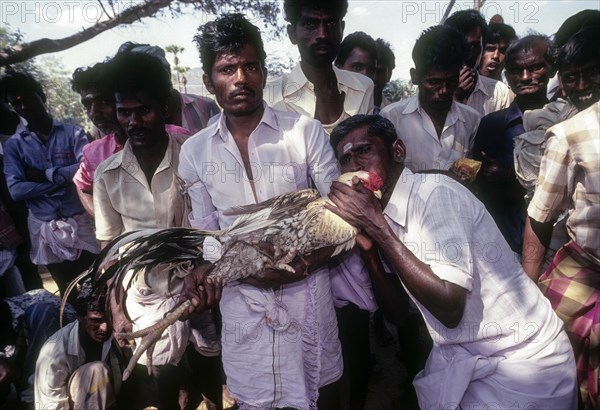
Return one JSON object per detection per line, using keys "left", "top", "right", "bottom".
{"left": 376, "top": 38, "right": 396, "bottom": 72}
{"left": 556, "top": 26, "right": 600, "bottom": 72}
{"left": 554, "top": 9, "right": 600, "bottom": 50}
{"left": 505, "top": 34, "right": 554, "bottom": 70}
{"left": 73, "top": 280, "right": 107, "bottom": 317}
{"left": 0, "top": 70, "right": 46, "bottom": 103}
{"left": 412, "top": 25, "right": 467, "bottom": 74}
{"left": 71, "top": 62, "right": 111, "bottom": 95}
{"left": 194, "top": 13, "right": 266, "bottom": 75}
{"left": 283, "top": 0, "right": 349, "bottom": 25}
{"left": 106, "top": 51, "right": 172, "bottom": 104}
{"left": 335, "top": 31, "right": 377, "bottom": 67}
{"left": 485, "top": 22, "right": 517, "bottom": 45}
{"left": 330, "top": 114, "right": 397, "bottom": 157}
{"left": 444, "top": 9, "right": 487, "bottom": 38}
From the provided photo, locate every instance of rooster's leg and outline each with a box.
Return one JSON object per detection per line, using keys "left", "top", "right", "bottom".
{"left": 265, "top": 247, "right": 298, "bottom": 273}
{"left": 116, "top": 299, "right": 192, "bottom": 380}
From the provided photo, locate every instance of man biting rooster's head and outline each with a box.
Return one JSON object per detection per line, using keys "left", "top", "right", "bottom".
{"left": 330, "top": 114, "right": 406, "bottom": 203}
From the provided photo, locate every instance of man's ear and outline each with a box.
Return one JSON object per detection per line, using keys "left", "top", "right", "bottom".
{"left": 409, "top": 68, "right": 419, "bottom": 85}
{"left": 203, "top": 73, "right": 215, "bottom": 95}
{"left": 287, "top": 24, "right": 297, "bottom": 45}
{"left": 391, "top": 139, "right": 406, "bottom": 163}
{"left": 261, "top": 66, "right": 268, "bottom": 88}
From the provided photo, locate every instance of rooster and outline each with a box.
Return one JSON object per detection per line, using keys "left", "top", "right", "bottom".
{"left": 65, "top": 170, "right": 382, "bottom": 380}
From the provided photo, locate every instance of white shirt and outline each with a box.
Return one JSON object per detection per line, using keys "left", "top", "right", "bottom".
{"left": 35, "top": 321, "right": 112, "bottom": 409}
{"left": 380, "top": 94, "right": 481, "bottom": 172}
{"left": 467, "top": 74, "right": 514, "bottom": 117}
{"left": 94, "top": 133, "right": 188, "bottom": 240}
{"left": 266, "top": 64, "right": 374, "bottom": 134}
{"left": 383, "top": 169, "right": 576, "bottom": 408}
{"left": 178, "top": 104, "right": 343, "bottom": 409}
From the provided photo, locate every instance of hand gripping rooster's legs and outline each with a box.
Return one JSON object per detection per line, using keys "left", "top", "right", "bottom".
{"left": 65, "top": 171, "right": 382, "bottom": 380}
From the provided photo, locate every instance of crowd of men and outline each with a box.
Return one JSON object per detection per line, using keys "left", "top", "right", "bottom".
{"left": 0, "top": 1, "right": 598, "bottom": 409}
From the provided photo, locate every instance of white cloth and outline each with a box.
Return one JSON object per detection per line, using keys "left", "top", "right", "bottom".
{"left": 27, "top": 212, "right": 99, "bottom": 264}
{"left": 467, "top": 74, "right": 514, "bottom": 117}
{"left": 179, "top": 105, "right": 343, "bottom": 409}
{"left": 384, "top": 169, "right": 577, "bottom": 409}
{"left": 266, "top": 64, "right": 374, "bottom": 134}
{"left": 380, "top": 94, "right": 481, "bottom": 172}
{"left": 35, "top": 320, "right": 112, "bottom": 410}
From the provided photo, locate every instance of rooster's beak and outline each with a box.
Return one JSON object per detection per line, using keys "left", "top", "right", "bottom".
{"left": 373, "top": 190, "right": 382, "bottom": 200}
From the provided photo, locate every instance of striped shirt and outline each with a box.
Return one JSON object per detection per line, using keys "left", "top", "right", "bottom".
{"left": 528, "top": 101, "right": 600, "bottom": 262}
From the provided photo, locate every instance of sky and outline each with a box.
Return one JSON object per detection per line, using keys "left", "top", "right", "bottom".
{"left": 2, "top": 0, "right": 599, "bottom": 82}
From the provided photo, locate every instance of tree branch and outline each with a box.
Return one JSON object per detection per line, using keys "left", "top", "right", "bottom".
{"left": 440, "top": 0, "right": 457, "bottom": 24}
{"left": 0, "top": 0, "right": 172, "bottom": 67}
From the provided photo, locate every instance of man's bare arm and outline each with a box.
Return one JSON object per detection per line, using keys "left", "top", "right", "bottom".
{"left": 522, "top": 216, "right": 554, "bottom": 280}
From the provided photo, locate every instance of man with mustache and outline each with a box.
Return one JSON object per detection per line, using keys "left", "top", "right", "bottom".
{"left": 180, "top": 13, "right": 345, "bottom": 409}
{"left": 92, "top": 51, "right": 222, "bottom": 409}
{"left": 71, "top": 62, "right": 128, "bottom": 217}
{"left": 472, "top": 35, "right": 554, "bottom": 254}
{"left": 35, "top": 282, "right": 115, "bottom": 409}
{"left": 268, "top": 0, "right": 373, "bottom": 135}
{"left": 381, "top": 25, "right": 481, "bottom": 173}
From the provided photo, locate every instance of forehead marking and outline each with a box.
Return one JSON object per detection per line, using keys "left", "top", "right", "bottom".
{"left": 343, "top": 142, "right": 353, "bottom": 154}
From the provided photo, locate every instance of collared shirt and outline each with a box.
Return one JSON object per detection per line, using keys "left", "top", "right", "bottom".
{"left": 73, "top": 133, "right": 123, "bottom": 193}
{"left": 3, "top": 120, "right": 88, "bottom": 221}
{"left": 528, "top": 101, "right": 600, "bottom": 262}
{"left": 93, "top": 133, "right": 187, "bottom": 240}
{"left": 467, "top": 74, "right": 514, "bottom": 117}
{"left": 179, "top": 104, "right": 343, "bottom": 409}
{"left": 380, "top": 94, "right": 481, "bottom": 172}
{"left": 266, "top": 64, "right": 374, "bottom": 134}
{"left": 384, "top": 169, "right": 575, "bottom": 408}
{"left": 73, "top": 124, "right": 190, "bottom": 193}
{"left": 35, "top": 320, "right": 112, "bottom": 409}
{"left": 180, "top": 93, "right": 221, "bottom": 135}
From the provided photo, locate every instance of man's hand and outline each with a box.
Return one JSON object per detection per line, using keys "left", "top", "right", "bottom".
{"left": 325, "top": 177, "right": 386, "bottom": 236}
{"left": 454, "top": 65, "right": 476, "bottom": 104}
{"left": 182, "top": 261, "right": 223, "bottom": 316}
{"left": 242, "top": 243, "right": 336, "bottom": 288}
{"left": 25, "top": 167, "right": 47, "bottom": 182}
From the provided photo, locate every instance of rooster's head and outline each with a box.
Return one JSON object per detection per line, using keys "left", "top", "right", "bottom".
{"left": 337, "top": 171, "right": 383, "bottom": 199}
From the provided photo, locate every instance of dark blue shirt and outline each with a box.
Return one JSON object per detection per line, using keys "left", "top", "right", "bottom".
{"left": 473, "top": 101, "right": 528, "bottom": 253}
{"left": 3, "top": 120, "right": 89, "bottom": 221}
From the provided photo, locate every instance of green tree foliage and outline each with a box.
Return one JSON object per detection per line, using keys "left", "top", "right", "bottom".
{"left": 1, "top": 25, "right": 90, "bottom": 130}
{"left": 383, "top": 79, "right": 417, "bottom": 103}
{"left": 0, "top": 0, "right": 283, "bottom": 67}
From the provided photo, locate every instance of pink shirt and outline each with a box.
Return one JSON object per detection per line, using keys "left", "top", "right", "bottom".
{"left": 73, "top": 125, "right": 190, "bottom": 193}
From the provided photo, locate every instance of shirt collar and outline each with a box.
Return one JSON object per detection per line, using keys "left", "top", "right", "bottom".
{"left": 403, "top": 93, "right": 467, "bottom": 124}
{"left": 473, "top": 74, "right": 490, "bottom": 97}
{"left": 383, "top": 168, "right": 415, "bottom": 228}
{"left": 283, "top": 63, "right": 310, "bottom": 97}
{"left": 215, "top": 102, "right": 278, "bottom": 142}
{"left": 505, "top": 101, "right": 523, "bottom": 124}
